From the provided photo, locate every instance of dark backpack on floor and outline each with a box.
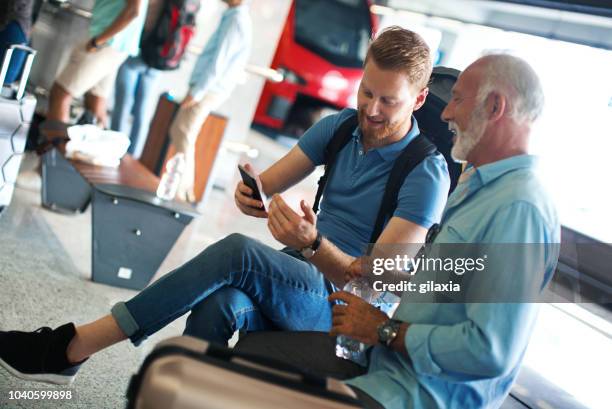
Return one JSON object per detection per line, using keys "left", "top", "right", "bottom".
{"left": 312, "top": 67, "right": 462, "bottom": 243}
{"left": 140, "top": 0, "right": 201, "bottom": 71}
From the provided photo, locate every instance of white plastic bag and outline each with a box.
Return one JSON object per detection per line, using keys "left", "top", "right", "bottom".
{"left": 65, "top": 125, "right": 130, "bottom": 168}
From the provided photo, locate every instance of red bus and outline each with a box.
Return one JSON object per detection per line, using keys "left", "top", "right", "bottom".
{"left": 253, "top": 0, "right": 378, "bottom": 137}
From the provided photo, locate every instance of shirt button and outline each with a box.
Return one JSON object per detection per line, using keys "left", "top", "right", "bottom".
{"left": 359, "top": 150, "right": 364, "bottom": 155}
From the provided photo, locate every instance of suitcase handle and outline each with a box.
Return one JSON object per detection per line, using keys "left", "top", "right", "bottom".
{"left": 0, "top": 44, "right": 37, "bottom": 100}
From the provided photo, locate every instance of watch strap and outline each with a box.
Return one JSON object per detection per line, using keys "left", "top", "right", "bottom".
{"left": 310, "top": 232, "right": 322, "bottom": 251}
{"left": 300, "top": 232, "right": 322, "bottom": 259}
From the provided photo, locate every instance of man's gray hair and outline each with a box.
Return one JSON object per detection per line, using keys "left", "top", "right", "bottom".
{"left": 476, "top": 54, "right": 545, "bottom": 124}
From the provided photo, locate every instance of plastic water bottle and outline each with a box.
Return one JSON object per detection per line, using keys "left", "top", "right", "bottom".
{"left": 156, "top": 153, "right": 186, "bottom": 201}
{"left": 335, "top": 278, "right": 402, "bottom": 366}
{"left": 335, "top": 277, "right": 381, "bottom": 366}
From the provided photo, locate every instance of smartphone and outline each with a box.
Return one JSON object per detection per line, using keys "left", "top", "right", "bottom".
{"left": 238, "top": 164, "right": 266, "bottom": 210}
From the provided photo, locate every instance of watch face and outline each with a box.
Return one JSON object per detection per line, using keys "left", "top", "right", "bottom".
{"left": 378, "top": 321, "right": 399, "bottom": 345}
{"left": 301, "top": 248, "right": 315, "bottom": 259}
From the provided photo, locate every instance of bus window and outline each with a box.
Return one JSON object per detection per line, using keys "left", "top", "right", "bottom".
{"left": 294, "top": 0, "right": 372, "bottom": 68}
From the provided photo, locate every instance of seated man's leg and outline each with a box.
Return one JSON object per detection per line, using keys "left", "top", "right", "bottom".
{"left": 0, "top": 234, "right": 332, "bottom": 384}
{"left": 235, "top": 332, "right": 383, "bottom": 409}
{"left": 235, "top": 331, "right": 364, "bottom": 380}
{"left": 112, "top": 233, "right": 334, "bottom": 346}
{"left": 183, "top": 287, "right": 275, "bottom": 345}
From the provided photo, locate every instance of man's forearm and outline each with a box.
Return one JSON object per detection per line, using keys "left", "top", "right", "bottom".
{"left": 95, "top": 2, "right": 140, "bottom": 45}
{"left": 308, "top": 237, "right": 355, "bottom": 287}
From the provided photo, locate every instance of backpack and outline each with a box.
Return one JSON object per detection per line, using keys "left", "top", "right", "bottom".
{"left": 312, "top": 66, "right": 462, "bottom": 243}
{"left": 140, "top": 0, "right": 201, "bottom": 71}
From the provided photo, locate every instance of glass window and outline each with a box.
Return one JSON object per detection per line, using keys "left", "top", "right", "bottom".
{"left": 294, "top": 0, "right": 372, "bottom": 68}
{"left": 438, "top": 24, "right": 612, "bottom": 243}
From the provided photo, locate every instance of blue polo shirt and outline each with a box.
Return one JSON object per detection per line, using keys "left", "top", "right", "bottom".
{"left": 346, "top": 155, "right": 561, "bottom": 409}
{"left": 298, "top": 108, "right": 450, "bottom": 256}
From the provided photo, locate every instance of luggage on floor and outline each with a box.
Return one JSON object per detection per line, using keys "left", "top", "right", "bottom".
{"left": 0, "top": 44, "right": 37, "bottom": 217}
{"left": 126, "top": 336, "right": 364, "bottom": 409}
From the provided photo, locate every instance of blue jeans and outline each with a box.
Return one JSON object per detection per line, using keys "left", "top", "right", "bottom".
{"left": 111, "top": 56, "right": 162, "bottom": 158}
{"left": 111, "top": 233, "right": 336, "bottom": 345}
{"left": 0, "top": 21, "right": 27, "bottom": 85}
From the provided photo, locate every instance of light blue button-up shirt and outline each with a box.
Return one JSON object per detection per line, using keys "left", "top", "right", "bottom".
{"left": 189, "top": 4, "right": 252, "bottom": 100}
{"left": 347, "top": 155, "right": 560, "bottom": 409}
{"left": 298, "top": 108, "right": 450, "bottom": 257}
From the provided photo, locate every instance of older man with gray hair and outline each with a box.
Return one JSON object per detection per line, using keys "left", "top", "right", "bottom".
{"left": 236, "top": 54, "right": 560, "bottom": 409}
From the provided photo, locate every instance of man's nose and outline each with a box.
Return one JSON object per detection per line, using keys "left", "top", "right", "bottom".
{"left": 441, "top": 104, "right": 452, "bottom": 122}
{"left": 366, "top": 99, "right": 380, "bottom": 116}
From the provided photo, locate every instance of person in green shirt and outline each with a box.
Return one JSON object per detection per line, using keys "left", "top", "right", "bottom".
{"left": 44, "top": 0, "right": 147, "bottom": 130}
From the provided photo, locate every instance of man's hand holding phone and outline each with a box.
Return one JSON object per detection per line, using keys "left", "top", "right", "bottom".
{"left": 235, "top": 164, "right": 268, "bottom": 218}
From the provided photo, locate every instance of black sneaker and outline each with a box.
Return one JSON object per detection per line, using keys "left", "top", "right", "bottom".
{"left": 0, "top": 323, "right": 86, "bottom": 385}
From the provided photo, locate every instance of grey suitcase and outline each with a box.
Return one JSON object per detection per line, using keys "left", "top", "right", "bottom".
{"left": 126, "top": 336, "right": 364, "bottom": 409}
{"left": 0, "top": 44, "right": 37, "bottom": 217}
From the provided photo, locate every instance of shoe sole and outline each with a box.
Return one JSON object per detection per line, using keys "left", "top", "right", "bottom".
{"left": 0, "top": 356, "right": 75, "bottom": 386}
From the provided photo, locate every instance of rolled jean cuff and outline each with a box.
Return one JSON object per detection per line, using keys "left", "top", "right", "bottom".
{"left": 111, "top": 302, "right": 146, "bottom": 346}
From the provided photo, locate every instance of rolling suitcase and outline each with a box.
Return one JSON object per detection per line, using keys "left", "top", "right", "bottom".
{"left": 126, "top": 336, "right": 364, "bottom": 409}
{"left": 0, "top": 44, "right": 37, "bottom": 217}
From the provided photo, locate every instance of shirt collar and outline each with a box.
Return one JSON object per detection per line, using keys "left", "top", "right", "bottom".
{"left": 474, "top": 154, "right": 539, "bottom": 186}
{"left": 224, "top": 4, "right": 247, "bottom": 17}
{"left": 353, "top": 116, "right": 421, "bottom": 161}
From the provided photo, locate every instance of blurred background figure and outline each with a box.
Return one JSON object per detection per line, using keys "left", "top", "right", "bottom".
{"left": 0, "top": 0, "right": 40, "bottom": 85}
{"left": 111, "top": 0, "right": 201, "bottom": 159}
{"left": 169, "top": 0, "right": 251, "bottom": 202}
{"left": 43, "top": 0, "right": 148, "bottom": 131}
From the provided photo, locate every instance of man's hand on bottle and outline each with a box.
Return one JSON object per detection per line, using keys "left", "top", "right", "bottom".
{"left": 328, "top": 291, "right": 388, "bottom": 346}
{"left": 267, "top": 195, "right": 317, "bottom": 250}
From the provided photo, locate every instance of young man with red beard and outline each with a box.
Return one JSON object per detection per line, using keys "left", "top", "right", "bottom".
{"left": 0, "top": 27, "right": 449, "bottom": 406}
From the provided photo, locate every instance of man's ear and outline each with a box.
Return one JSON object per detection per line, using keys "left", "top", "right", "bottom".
{"left": 412, "top": 87, "right": 429, "bottom": 112}
{"left": 487, "top": 92, "right": 506, "bottom": 121}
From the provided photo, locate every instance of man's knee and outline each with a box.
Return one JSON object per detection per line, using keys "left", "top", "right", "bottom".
{"left": 50, "top": 82, "right": 72, "bottom": 99}
{"left": 219, "top": 233, "right": 260, "bottom": 255}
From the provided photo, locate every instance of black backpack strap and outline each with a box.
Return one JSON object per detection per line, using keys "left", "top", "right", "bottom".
{"left": 369, "top": 133, "right": 438, "bottom": 244}
{"left": 312, "top": 113, "right": 358, "bottom": 214}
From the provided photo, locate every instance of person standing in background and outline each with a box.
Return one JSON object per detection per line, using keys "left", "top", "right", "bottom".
{"left": 169, "top": 0, "right": 251, "bottom": 202}
{"left": 43, "top": 0, "right": 148, "bottom": 130}
{"left": 111, "top": 0, "right": 200, "bottom": 159}
{"left": 0, "top": 0, "right": 35, "bottom": 85}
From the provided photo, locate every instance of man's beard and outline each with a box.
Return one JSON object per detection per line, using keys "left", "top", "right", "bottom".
{"left": 449, "top": 106, "right": 487, "bottom": 163}
{"left": 358, "top": 108, "right": 405, "bottom": 148}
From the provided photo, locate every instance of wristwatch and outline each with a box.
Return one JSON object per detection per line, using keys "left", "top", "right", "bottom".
{"left": 377, "top": 319, "right": 401, "bottom": 347}
{"left": 89, "top": 37, "right": 100, "bottom": 49}
{"left": 300, "top": 232, "right": 322, "bottom": 259}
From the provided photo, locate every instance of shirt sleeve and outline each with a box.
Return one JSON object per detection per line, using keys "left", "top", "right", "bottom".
{"left": 393, "top": 153, "right": 450, "bottom": 228}
{"left": 403, "top": 202, "right": 553, "bottom": 381}
{"left": 297, "top": 109, "right": 356, "bottom": 166}
{"left": 189, "top": 15, "right": 247, "bottom": 100}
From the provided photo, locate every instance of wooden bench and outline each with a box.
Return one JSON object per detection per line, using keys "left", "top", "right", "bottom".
{"left": 41, "top": 142, "right": 198, "bottom": 290}
{"left": 140, "top": 93, "right": 228, "bottom": 203}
